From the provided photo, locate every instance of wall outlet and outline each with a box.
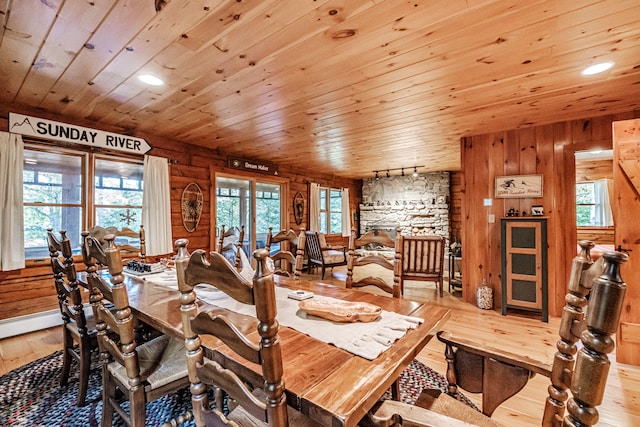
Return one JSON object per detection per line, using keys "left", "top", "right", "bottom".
{"left": 488, "top": 214, "right": 495, "bottom": 223}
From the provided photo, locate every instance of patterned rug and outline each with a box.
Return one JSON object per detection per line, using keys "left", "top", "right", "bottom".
{"left": 0, "top": 350, "right": 476, "bottom": 426}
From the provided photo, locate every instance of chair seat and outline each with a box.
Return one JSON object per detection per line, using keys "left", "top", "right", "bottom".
{"left": 108, "top": 335, "right": 188, "bottom": 392}
{"left": 322, "top": 249, "right": 346, "bottom": 264}
{"left": 227, "top": 403, "right": 322, "bottom": 427}
{"left": 415, "top": 390, "right": 504, "bottom": 427}
{"left": 65, "top": 312, "right": 97, "bottom": 337}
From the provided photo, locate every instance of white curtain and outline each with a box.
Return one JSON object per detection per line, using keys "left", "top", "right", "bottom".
{"left": 593, "top": 178, "right": 614, "bottom": 227}
{"left": 0, "top": 132, "right": 25, "bottom": 271}
{"left": 309, "top": 183, "right": 320, "bottom": 232}
{"left": 142, "top": 155, "right": 173, "bottom": 256}
{"left": 341, "top": 188, "right": 351, "bottom": 236}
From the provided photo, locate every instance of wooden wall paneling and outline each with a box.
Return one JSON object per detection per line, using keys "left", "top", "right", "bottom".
{"left": 486, "top": 133, "right": 505, "bottom": 307}
{"left": 518, "top": 127, "right": 538, "bottom": 215}
{"left": 536, "top": 124, "right": 558, "bottom": 314}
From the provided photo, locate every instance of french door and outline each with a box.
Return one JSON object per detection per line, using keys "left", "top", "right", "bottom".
{"left": 214, "top": 173, "right": 286, "bottom": 258}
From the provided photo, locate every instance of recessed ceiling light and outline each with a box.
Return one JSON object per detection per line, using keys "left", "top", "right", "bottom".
{"left": 581, "top": 61, "right": 614, "bottom": 76}
{"left": 138, "top": 74, "right": 164, "bottom": 86}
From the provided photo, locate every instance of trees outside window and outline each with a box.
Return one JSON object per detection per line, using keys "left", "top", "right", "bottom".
{"left": 23, "top": 146, "right": 143, "bottom": 259}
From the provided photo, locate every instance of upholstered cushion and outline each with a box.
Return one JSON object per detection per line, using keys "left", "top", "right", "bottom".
{"left": 317, "top": 232, "right": 328, "bottom": 248}
{"left": 352, "top": 263, "right": 394, "bottom": 285}
{"left": 107, "top": 334, "right": 188, "bottom": 392}
{"left": 415, "top": 390, "right": 504, "bottom": 427}
{"left": 323, "top": 249, "right": 345, "bottom": 264}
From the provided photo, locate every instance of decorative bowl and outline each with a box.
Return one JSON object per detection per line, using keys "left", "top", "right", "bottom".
{"left": 298, "top": 299, "right": 382, "bottom": 323}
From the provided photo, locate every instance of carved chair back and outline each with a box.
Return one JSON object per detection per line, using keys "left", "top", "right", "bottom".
{"left": 176, "top": 240, "right": 289, "bottom": 426}
{"left": 88, "top": 224, "right": 146, "bottom": 262}
{"left": 346, "top": 228, "right": 402, "bottom": 298}
{"left": 217, "top": 225, "right": 246, "bottom": 270}
{"left": 265, "top": 227, "right": 305, "bottom": 278}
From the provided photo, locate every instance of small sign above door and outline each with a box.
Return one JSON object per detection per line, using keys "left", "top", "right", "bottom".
{"left": 228, "top": 156, "right": 279, "bottom": 176}
{"left": 9, "top": 112, "right": 151, "bottom": 155}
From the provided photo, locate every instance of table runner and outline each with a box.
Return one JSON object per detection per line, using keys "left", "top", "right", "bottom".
{"left": 140, "top": 271, "right": 423, "bottom": 360}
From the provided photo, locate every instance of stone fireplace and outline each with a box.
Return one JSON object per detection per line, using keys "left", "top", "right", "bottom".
{"left": 359, "top": 172, "right": 449, "bottom": 240}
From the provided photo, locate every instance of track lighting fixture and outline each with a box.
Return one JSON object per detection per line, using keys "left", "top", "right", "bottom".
{"left": 371, "top": 165, "right": 423, "bottom": 179}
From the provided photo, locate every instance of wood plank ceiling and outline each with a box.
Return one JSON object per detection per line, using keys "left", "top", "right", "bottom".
{"left": 1, "top": 0, "right": 639, "bottom": 179}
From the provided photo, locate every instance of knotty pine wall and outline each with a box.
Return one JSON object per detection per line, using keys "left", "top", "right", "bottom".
{"left": 0, "top": 109, "right": 361, "bottom": 321}
{"left": 460, "top": 110, "right": 640, "bottom": 317}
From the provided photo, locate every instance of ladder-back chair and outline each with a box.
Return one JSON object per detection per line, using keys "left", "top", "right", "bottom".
{"left": 47, "top": 228, "right": 98, "bottom": 407}
{"left": 397, "top": 234, "right": 445, "bottom": 297}
{"left": 88, "top": 224, "right": 146, "bottom": 262}
{"left": 363, "top": 241, "right": 628, "bottom": 427}
{"left": 82, "top": 233, "right": 189, "bottom": 427}
{"left": 346, "top": 228, "right": 402, "bottom": 298}
{"left": 217, "top": 225, "right": 246, "bottom": 271}
{"left": 265, "top": 227, "right": 305, "bottom": 278}
{"left": 175, "top": 239, "right": 321, "bottom": 426}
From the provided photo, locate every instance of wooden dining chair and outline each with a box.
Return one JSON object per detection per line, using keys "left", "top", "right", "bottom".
{"left": 265, "top": 227, "right": 305, "bottom": 278}
{"left": 304, "top": 230, "right": 347, "bottom": 279}
{"left": 175, "top": 239, "right": 321, "bottom": 427}
{"left": 82, "top": 232, "right": 190, "bottom": 427}
{"left": 217, "top": 224, "right": 246, "bottom": 270}
{"left": 364, "top": 242, "right": 628, "bottom": 427}
{"left": 397, "top": 234, "right": 445, "bottom": 297}
{"left": 88, "top": 224, "right": 146, "bottom": 262}
{"left": 47, "top": 228, "right": 98, "bottom": 407}
{"left": 346, "top": 228, "right": 402, "bottom": 298}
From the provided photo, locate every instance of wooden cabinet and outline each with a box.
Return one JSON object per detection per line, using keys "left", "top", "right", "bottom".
{"left": 501, "top": 218, "right": 548, "bottom": 322}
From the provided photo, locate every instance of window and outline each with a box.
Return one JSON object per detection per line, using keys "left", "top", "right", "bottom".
{"left": 318, "top": 187, "right": 343, "bottom": 235}
{"left": 23, "top": 146, "right": 143, "bottom": 259}
{"left": 576, "top": 180, "right": 614, "bottom": 227}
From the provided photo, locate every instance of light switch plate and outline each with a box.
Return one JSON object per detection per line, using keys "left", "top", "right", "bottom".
{"left": 483, "top": 198, "right": 493, "bottom": 206}
{"left": 488, "top": 214, "right": 495, "bottom": 223}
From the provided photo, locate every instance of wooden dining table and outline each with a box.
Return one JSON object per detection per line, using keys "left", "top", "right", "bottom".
{"left": 79, "top": 270, "right": 450, "bottom": 427}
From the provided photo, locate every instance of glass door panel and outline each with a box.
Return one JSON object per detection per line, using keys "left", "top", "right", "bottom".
{"left": 216, "top": 176, "right": 252, "bottom": 257}
{"left": 256, "top": 181, "right": 282, "bottom": 254}
{"left": 215, "top": 175, "right": 285, "bottom": 258}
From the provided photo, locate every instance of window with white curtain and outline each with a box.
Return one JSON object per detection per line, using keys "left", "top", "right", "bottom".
{"left": 576, "top": 179, "right": 614, "bottom": 227}
{"left": 318, "top": 187, "right": 343, "bottom": 235}
{"left": 23, "top": 144, "right": 143, "bottom": 259}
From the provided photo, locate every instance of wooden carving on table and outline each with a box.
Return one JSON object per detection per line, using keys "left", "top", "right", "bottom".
{"left": 181, "top": 182, "right": 203, "bottom": 232}
{"left": 293, "top": 191, "right": 304, "bottom": 225}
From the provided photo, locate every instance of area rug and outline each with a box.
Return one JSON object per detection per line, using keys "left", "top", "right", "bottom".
{"left": 0, "top": 350, "right": 476, "bottom": 426}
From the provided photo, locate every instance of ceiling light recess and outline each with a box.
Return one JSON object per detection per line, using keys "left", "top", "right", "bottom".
{"left": 138, "top": 74, "right": 164, "bottom": 86}
{"left": 581, "top": 61, "right": 614, "bottom": 76}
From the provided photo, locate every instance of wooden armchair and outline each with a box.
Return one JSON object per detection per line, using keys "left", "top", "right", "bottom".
{"left": 397, "top": 235, "right": 445, "bottom": 297}
{"left": 47, "top": 228, "right": 98, "bottom": 407}
{"left": 364, "top": 241, "right": 628, "bottom": 427}
{"left": 265, "top": 227, "right": 306, "bottom": 278}
{"left": 88, "top": 224, "right": 146, "bottom": 262}
{"left": 82, "top": 233, "right": 190, "bottom": 427}
{"left": 175, "top": 240, "right": 320, "bottom": 426}
{"left": 304, "top": 230, "right": 347, "bottom": 279}
{"left": 346, "top": 228, "right": 402, "bottom": 298}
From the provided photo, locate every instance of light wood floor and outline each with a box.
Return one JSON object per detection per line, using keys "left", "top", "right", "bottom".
{"left": 1, "top": 266, "right": 638, "bottom": 426}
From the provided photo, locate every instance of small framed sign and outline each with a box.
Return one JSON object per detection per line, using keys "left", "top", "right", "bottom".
{"left": 531, "top": 205, "right": 544, "bottom": 216}
{"left": 495, "top": 175, "right": 543, "bottom": 198}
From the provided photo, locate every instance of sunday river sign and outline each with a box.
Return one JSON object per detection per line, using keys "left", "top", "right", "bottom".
{"left": 9, "top": 113, "right": 151, "bottom": 155}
